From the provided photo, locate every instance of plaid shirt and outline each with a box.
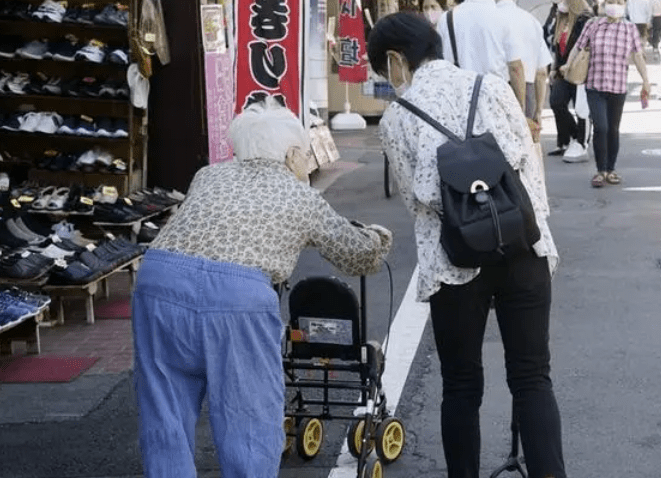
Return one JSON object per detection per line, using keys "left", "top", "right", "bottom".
{"left": 575, "top": 17, "right": 641, "bottom": 94}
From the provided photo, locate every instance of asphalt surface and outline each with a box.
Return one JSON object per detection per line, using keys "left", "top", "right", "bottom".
{"left": 2, "top": 61, "right": 661, "bottom": 478}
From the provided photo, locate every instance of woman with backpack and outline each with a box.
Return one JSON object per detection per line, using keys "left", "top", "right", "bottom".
{"left": 368, "top": 11, "right": 565, "bottom": 478}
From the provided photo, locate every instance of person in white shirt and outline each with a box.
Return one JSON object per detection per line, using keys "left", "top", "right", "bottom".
{"left": 496, "top": 0, "right": 553, "bottom": 125}
{"left": 627, "top": 0, "right": 652, "bottom": 43}
{"left": 436, "top": 0, "right": 527, "bottom": 111}
{"left": 368, "top": 12, "right": 566, "bottom": 478}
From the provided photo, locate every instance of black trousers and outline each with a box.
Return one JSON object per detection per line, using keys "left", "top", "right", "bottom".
{"left": 429, "top": 251, "right": 566, "bottom": 478}
{"left": 550, "top": 78, "right": 587, "bottom": 148}
{"left": 651, "top": 16, "right": 661, "bottom": 48}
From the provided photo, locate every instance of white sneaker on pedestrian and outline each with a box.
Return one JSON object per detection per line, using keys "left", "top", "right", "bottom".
{"left": 562, "top": 139, "right": 588, "bottom": 163}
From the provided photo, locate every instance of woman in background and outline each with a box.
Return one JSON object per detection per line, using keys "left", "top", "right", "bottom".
{"left": 421, "top": 0, "right": 445, "bottom": 27}
{"left": 549, "top": 0, "right": 593, "bottom": 162}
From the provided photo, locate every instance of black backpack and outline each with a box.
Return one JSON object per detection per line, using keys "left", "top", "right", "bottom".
{"left": 396, "top": 75, "right": 541, "bottom": 268}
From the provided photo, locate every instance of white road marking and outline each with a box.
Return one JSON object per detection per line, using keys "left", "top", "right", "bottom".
{"left": 623, "top": 187, "right": 661, "bottom": 191}
{"left": 328, "top": 265, "right": 430, "bottom": 478}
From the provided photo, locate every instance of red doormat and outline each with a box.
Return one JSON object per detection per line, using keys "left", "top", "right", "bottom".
{"left": 95, "top": 299, "right": 131, "bottom": 320}
{"left": 0, "top": 356, "right": 100, "bottom": 383}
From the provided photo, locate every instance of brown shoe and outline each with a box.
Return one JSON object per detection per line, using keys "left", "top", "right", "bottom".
{"left": 605, "top": 171, "right": 621, "bottom": 184}
{"left": 591, "top": 173, "right": 605, "bottom": 188}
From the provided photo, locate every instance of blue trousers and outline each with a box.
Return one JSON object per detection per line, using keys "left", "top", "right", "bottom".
{"left": 132, "top": 249, "right": 284, "bottom": 478}
{"left": 586, "top": 88, "right": 627, "bottom": 173}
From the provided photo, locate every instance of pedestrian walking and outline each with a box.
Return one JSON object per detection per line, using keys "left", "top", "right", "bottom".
{"left": 626, "top": 0, "right": 652, "bottom": 45}
{"left": 368, "top": 12, "right": 565, "bottom": 478}
{"left": 131, "top": 98, "right": 392, "bottom": 478}
{"left": 436, "top": 0, "right": 527, "bottom": 112}
{"left": 549, "top": 0, "right": 594, "bottom": 161}
{"left": 421, "top": 0, "right": 445, "bottom": 27}
{"left": 543, "top": 1, "right": 560, "bottom": 52}
{"left": 562, "top": 0, "right": 651, "bottom": 187}
{"left": 650, "top": 0, "right": 661, "bottom": 53}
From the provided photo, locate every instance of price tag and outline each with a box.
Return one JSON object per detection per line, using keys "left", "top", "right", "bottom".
{"left": 106, "top": 232, "right": 116, "bottom": 240}
{"left": 54, "top": 258, "right": 68, "bottom": 268}
{"left": 80, "top": 114, "right": 94, "bottom": 123}
{"left": 86, "top": 243, "right": 97, "bottom": 251}
{"left": 102, "top": 186, "right": 118, "bottom": 196}
{"left": 123, "top": 197, "right": 133, "bottom": 206}
{"left": 80, "top": 196, "right": 94, "bottom": 206}
{"left": 145, "top": 33, "right": 156, "bottom": 42}
{"left": 21, "top": 251, "right": 31, "bottom": 258}
{"left": 10, "top": 199, "right": 21, "bottom": 209}
{"left": 144, "top": 221, "right": 158, "bottom": 230}
{"left": 18, "top": 195, "right": 34, "bottom": 203}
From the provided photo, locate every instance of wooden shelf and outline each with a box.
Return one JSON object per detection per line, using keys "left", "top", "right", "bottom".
{"left": 0, "top": 57, "right": 127, "bottom": 80}
{"left": 0, "top": 19, "right": 128, "bottom": 45}
{"left": 0, "top": 130, "right": 131, "bottom": 157}
{"left": 0, "top": 94, "right": 130, "bottom": 117}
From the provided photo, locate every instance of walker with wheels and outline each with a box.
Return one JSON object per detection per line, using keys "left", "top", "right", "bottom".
{"left": 280, "top": 268, "right": 405, "bottom": 478}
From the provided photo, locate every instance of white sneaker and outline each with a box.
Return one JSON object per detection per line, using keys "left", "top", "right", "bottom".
{"left": 18, "top": 112, "right": 43, "bottom": 132}
{"left": 562, "top": 140, "right": 588, "bottom": 163}
{"left": 35, "top": 112, "right": 63, "bottom": 134}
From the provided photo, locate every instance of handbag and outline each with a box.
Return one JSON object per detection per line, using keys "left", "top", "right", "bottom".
{"left": 564, "top": 46, "right": 590, "bottom": 85}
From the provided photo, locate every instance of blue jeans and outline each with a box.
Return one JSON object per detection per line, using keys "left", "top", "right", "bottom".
{"left": 429, "top": 251, "right": 565, "bottom": 478}
{"left": 586, "top": 89, "right": 627, "bottom": 172}
{"left": 132, "top": 249, "right": 284, "bottom": 478}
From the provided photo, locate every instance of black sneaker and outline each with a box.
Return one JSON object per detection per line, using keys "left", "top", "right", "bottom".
{"left": 62, "top": 6, "right": 79, "bottom": 23}
{"left": 95, "top": 117, "right": 114, "bottom": 137}
{"left": 25, "top": 72, "right": 49, "bottom": 95}
{"left": 51, "top": 41, "right": 78, "bottom": 61}
{"left": 0, "top": 113, "right": 23, "bottom": 131}
{"left": 41, "top": 75, "right": 62, "bottom": 95}
{"left": 61, "top": 77, "right": 81, "bottom": 96}
{"left": 9, "top": 2, "right": 34, "bottom": 20}
{"left": 0, "top": 37, "right": 22, "bottom": 59}
{"left": 107, "top": 48, "right": 129, "bottom": 65}
{"left": 79, "top": 76, "right": 101, "bottom": 97}
{"left": 76, "top": 6, "right": 98, "bottom": 25}
{"left": 98, "top": 80, "right": 118, "bottom": 98}
{"left": 56, "top": 116, "right": 79, "bottom": 135}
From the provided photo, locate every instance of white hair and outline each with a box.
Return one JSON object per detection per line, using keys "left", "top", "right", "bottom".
{"left": 229, "top": 97, "right": 309, "bottom": 163}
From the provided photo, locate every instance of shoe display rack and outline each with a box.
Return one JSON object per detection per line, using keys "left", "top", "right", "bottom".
{"left": 0, "top": 0, "right": 145, "bottom": 196}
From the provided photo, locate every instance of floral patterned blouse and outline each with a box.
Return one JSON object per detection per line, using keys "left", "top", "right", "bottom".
{"left": 379, "top": 60, "right": 558, "bottom": 302}
{"left": 151, "top": 159, "right": 392, "bottom": 284}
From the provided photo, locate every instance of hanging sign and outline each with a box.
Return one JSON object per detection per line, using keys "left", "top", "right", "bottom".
{"left": 338, "top": 0, "right": 368, "bottom": 83}
{"left": 201, "top": 3, "right": 234, "bottom": 163}
{"left": 235, "top": 0, "right": 305, "bottom": 116}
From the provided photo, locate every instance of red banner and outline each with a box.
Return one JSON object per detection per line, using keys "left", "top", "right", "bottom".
{"left": 235, "top": 0, "right": 303, "bottom": 116}
{"left": 338, "top": 0, "right": 368, "bottom": 83}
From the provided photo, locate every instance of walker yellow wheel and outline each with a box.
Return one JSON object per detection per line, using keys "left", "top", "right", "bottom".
{"left": 360, "top": 456, "right": 384, "bottom": 478}
{"left": 375, "top": 417, "right": 405, "bottom": 463}
{"left": 348, "top": 419, "right": 375, "bottom": 458}
{"left": 296, "top": 418, "right": 324, "bottom": 460}
{"left": 282, "top": 417, "right": 295, "bottom": 456}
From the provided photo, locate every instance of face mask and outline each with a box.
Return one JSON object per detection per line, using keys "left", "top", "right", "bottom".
{"left": 557, "top": 2, "right": 569, "bottom": 13}
{"left": 425, "top": 10, "right": 442, "bottom": 26}
{"left": 604, "top": 3, "right": 625, "bottom": 18}
{"left": 387, "top": 54, "right": 410, "bottom": 97}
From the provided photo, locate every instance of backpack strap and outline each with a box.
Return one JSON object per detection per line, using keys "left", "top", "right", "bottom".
{"left": 396, "top": 98, "right": 462, "bottom": 143}
{"left": 466, "top": 75, "right": 483, "bottom": 138}
{"left": 447, "top": 10, "right": 459, "bottom": 68}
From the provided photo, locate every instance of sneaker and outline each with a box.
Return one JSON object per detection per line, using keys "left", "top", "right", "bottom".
{"left": 32, "top": 0, "right": 66, "bottom": 22}
{"left": 17, "top": 40, "right": 49, "bottom": 60}
{"left": 75, "top": 39, "right": 106, "bottom": 63}
{"left": 5, "top": 72, "right": 30, "bottom": 94}
{"left": 98, "top": 80, "right": 117, "bottom": 98}
{"left": 0, "top": 173, "right": 9, "bottom": 192}
{"left": 107, "top": 48, "right": 129, "bottom": 65}
{"left": 1, "top": 113, "right": 23, "bottom": 131}
{"left": 79, "top": 76, "right": 101, "bottom": 97}
{"left": 57, "top": 115, "right": 79, "bottom": 135}
{"left": 76, "top": 116, "right": 96, "bottom": 136}
{"left": 18, "top": 112, "right": 43, "bottom": 132}
{"left": 94, "top": 4, "right": 128, "bottom": 27}
{"left": 25, "top": 72, "right": 49, "bottom": 95}
{"left": 61, "top": 77, "right": 81, "bottom": 96}
{"left": 562, "top": 139, "right": 588, "bottom": 163}
{"left": 0, "top": 37, "right": 22, "bottom": 58}
{"left": 51, "top": 39, "right": 78, "bottom": 61}
{"left": 112, "top": 118, "right": 129, "bottom": 138}
{"left": 0, "top": 70, "right": 13, "bottom": 92}
{"left": 62, "top": 6, "right": 80, "bottom": 22}
{"left": 76, "top": 6, "right": 99, "bottom": 25}
{"left": 41, "top": 76, "right": 62, "bottom": 94}
{"left": 35, "top": 112, "right": 63, "bottom": 134}
{"left": 95, "top": 117, "right": 114, "bottom": 137}
{"left": 547, "top": 145, "right": 567, "bottom": 156}
{"left": 76, "top": 149, "right": 98, "bottom": 170}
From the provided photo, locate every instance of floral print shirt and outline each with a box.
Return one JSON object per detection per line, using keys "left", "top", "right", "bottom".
{"left": 151, "top": 159, "right": 392, "bottom": 284}
{"left": 379, "top": 60, "right": 558, "bottom": 302}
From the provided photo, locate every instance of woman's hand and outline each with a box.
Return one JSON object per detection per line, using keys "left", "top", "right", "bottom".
{"left": 558, "top": 64, "right": 569, "bottom": 77}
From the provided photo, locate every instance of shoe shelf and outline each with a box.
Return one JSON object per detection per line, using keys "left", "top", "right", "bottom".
{"left": 0, "top": 310, "right": 44, "bottom": 355}
{"left": 0, "top": 19, "right": 128, "bottom": 44}
{"left": 0, "top": 0, "right": 146, "bottom": 197}
{"left": 93, "top": 204, "right": 178, "bottom": 242}
{"left": 43, "top": 254, "right": 142, "bottom": 325}
{"left": 0, "top": 57, "right": 126, "bottom": 79}
{"left": 0, "top": 95, "right": 131, "bottom": 118}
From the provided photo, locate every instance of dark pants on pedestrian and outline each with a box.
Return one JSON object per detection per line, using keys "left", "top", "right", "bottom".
{"left": 550, "top": 78, "right": 587, "bottom": 148}
{"left": 635, "top": 23, "right": 649, "bottom": 45}
{"left": 429, "top": 251, "right": 566, "bottom": 478}
{"left": 586, "top": 88, "right": 627, "bottom": 172}
{"left": 652, "top": 16, "right": 661, "bottom": 49}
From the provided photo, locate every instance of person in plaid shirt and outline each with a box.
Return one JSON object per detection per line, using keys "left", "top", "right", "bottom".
{"left": 561, "top": 0, "right": 651, "bottom": 187}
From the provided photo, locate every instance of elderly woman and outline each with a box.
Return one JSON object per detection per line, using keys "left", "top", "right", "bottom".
{"left": 368, "top": 12, "right": 565, "bottom": 478}
{"left": 131, "top": 98, "right": 392, "bottom": 478}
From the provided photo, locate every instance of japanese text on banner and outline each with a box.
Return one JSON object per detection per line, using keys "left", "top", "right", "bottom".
{"left": 338, "top": 0, "right": 368, "bottom": 83}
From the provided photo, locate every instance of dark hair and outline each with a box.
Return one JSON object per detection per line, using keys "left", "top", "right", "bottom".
{"left": 418, "top": 0, "right": 445, "bottom": 11}
{"left": 367, "top": 12, "right": 443, "bottom": 77}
